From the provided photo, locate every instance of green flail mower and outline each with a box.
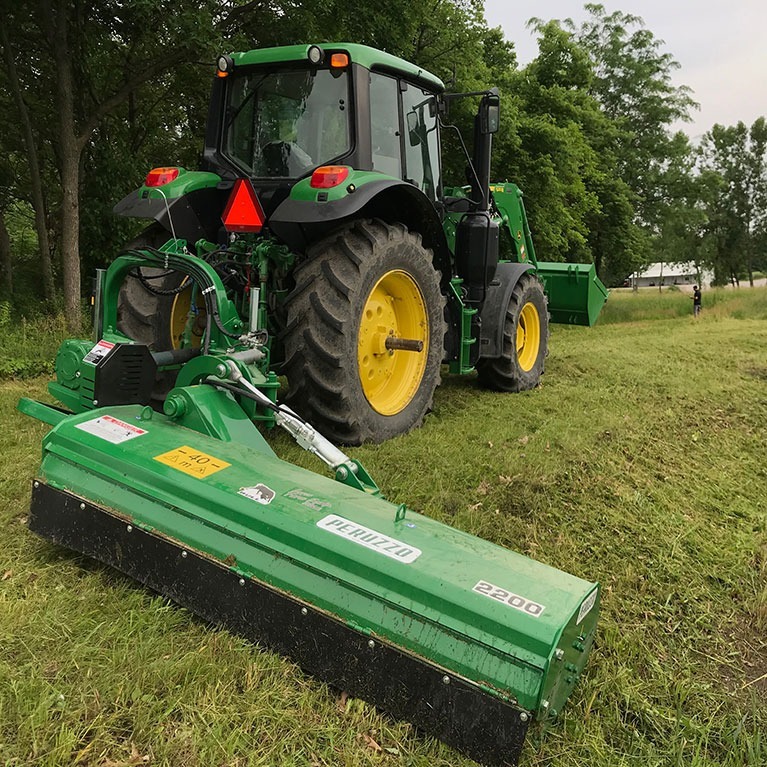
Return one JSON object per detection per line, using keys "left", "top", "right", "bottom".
{"left": 20, "top": 44, "right": 603, "bottom": 766}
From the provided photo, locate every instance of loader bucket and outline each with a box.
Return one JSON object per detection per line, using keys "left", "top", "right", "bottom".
{"left": 537, "top": 261, "right": 609, "bottom": 326}
{"left": 22, "top": 397, "right": 598, "bottom": 766}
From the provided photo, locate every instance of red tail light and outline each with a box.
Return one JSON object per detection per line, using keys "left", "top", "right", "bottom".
{"left": 145, "top": 167, "right": 180, "bottom": 187}
{"left": 310, "top": 166, "right": 350, "bottom": 189}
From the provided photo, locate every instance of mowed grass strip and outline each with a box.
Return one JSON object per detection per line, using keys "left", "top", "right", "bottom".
{"left": 1, "top": 289, "right": 766, "bottom": 766}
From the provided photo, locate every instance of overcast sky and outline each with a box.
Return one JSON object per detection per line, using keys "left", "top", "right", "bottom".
{"left": 483, "top": 0, "right": 767, "bottom": 140}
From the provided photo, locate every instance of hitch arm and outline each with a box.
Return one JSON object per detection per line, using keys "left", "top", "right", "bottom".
{"left": 214, "top": 362, "right": 381, "bottom": 496}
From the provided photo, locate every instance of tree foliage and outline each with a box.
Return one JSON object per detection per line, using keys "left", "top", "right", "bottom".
{"left": 0, "top": 0, "right": 763, "bottom": 320}
{"left": 697, "top": 119, "right": 767, "bottom": 285}
{"left": 565, "top": 4, "right": 697, "bottom": 228}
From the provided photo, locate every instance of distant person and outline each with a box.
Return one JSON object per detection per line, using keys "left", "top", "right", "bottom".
{"left": 691, "top": 285, "right": 702, "bottom": 317}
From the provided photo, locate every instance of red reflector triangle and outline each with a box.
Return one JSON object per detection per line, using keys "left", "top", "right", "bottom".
{"left": 222, "top": 178, "right": 266, "bottom": 233}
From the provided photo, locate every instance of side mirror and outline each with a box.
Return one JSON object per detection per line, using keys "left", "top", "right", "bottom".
{"left": 406, "top": 111, "right": 421, "bottom": 146}
{"left": 479, "top": 89, "right": 500, "bottom": 134}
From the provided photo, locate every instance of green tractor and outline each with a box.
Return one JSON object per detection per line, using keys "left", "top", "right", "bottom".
{"left": 113, "top": 42, "right": 607, "bottom": 445}
{"left": 19, "top": 44, "right": 604, "bottom": 766}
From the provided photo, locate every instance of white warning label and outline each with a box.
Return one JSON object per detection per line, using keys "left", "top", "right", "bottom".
{"left": 238, "top": 484, "right": 276, "bottom": 505}
{"left": 472, "top": 580, "right": 545, "bottom": 617}
{"left": 83, "top": 340, "right": 115, "bottom": 365}
{"left": 577, "top": 588, "right": 598, "bottom": 625}
{"left": 75, "top": 415, "right": 147, "bottom": 444}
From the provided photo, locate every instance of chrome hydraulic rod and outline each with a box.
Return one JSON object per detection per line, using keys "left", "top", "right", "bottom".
{"left": 223, "top": 360, "right": 351, "bottom": 471}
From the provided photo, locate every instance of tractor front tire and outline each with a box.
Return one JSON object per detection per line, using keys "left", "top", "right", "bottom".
{"left": 282, "top": 220, "right": 446, "bottom": 445}
{"left": 476, "top": 272, "right": 549, "bottom": 392}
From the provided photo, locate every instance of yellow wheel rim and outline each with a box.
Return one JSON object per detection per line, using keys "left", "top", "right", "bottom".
{"left": 358, "top": 270, "right": 429, "bottom": 416}
{"left": 170, "top": 280, "right": 207, "bottom": 349}
{"left": 516, "top": 302, "right": 541, "bottom": 372}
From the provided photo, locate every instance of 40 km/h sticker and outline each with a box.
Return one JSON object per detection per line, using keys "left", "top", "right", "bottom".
{"left": 472, "top": 580, "right": 546, "bottom": 618}
{"left": 154, "top": 446, "right": 231, "bottom": 479}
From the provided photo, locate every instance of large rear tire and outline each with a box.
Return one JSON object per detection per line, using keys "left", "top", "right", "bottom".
{"left": 117, "top": 224, "right": 179, "bottom": 351}
{"left": 116, "top": 224, "right": 199, "bottom": 403}
{"left": 282, "top": 220, "right": 446, "bottom": 445}
{"left": 117, "top": 224, "right": 206, "bottom": 351}
{"left": 476, "top": 272, "right": 549, "bottom": 391}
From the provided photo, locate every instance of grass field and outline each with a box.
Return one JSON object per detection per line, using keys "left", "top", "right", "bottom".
{"left": 1, "top": 287, "right": 766, "bottom": 766}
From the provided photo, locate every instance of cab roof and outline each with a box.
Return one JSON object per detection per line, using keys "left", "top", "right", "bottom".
{"left": 231, "top": 43, "right": 445, "bottom": 94}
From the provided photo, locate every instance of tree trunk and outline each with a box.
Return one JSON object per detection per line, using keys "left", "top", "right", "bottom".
{"left": 37, "top": 1, "right": 190, "bottom": 331}
{"left": 0, "top": 211, "right": 12, "bottom": 296}
{"left": 0, "top": 22, "right": 55, "bottom": 302}
{"left": 59, "top": 146, "right": 81, "bottom": 330}
{"left": 45, "top": 0, "right": 82, "bottom": 332}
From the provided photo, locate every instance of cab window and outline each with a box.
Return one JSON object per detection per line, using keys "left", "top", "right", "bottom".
{"left": 401, "top": 83, "right": 441, "bottom": 200}
{"left": 369, "top": 72, "right": 402, "bottom": 178}
{"left": 225, "top": 67, "right": 351, "bottom": 178}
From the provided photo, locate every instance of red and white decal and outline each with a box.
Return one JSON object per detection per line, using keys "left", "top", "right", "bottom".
{"left": 83, "top": 340, "right": 115, "bottom": 365}
{"left": 75, "top": 415, "right": 147, "bottom": 444}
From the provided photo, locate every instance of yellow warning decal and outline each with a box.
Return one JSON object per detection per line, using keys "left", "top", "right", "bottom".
{"left": 154, "top": 445, "right": 230, "bottom": 479}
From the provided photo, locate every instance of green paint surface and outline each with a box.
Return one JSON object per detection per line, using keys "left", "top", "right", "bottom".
{"left": 36, "top": 401, "right": 598, "bottom": 717}
{"left": 232, "top": 44, "right": 444, "bottom": 92}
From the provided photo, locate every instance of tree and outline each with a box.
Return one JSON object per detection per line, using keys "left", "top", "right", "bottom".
{"left": 498, "top": 20, "right": 641, "bottom": 284}
{"left": 0, "top": 135, "right": 14, "bottom": 298}
{"left": 698, "top": 118, "right": 767, "bottom": 285}
{"left": 0, "top": 211, "right": 11, "bottom": 298}
{"left": 1, "top": 0, "right": 284, "bottom": 329}
{"left": 494, "top": 22, "right": 597, "bottom": 264}
{"left": 565, "top": 4, "right": 697, "bottom": 232}
{"left": 652, "top": 132, "right": 715, "bottom": 279}
{"left": 0, "top": 18, "right": 55, "bottom": 302}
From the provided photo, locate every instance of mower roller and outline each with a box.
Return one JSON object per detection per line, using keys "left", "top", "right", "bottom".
{"left": 20, "top": 43, "right": 602, "bottom": 765}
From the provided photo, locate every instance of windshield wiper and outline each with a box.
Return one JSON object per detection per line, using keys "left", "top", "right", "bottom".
{"left": 224, "top": 73, "right": 270, "bottom": 132}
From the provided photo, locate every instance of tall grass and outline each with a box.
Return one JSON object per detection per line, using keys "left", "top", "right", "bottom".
{"left": 0, "top": 293, "right": 766, "bottom": 765}
{"left": 600, "top": 285, "right": 767, "bottom": 324}
{"left": 0, "top": 305, "right": 69, "bottom": 379}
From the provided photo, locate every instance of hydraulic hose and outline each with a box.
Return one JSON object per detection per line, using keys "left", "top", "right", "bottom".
{"left": 122, "top": 247, "right": 243, "bottom": 353}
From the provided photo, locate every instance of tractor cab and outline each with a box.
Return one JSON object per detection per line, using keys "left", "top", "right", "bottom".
{"left": 201, "top": 45, "right": 445, "bottom": 210}
{"left": 216, "top": 53, "right": 352, "bottom": 181}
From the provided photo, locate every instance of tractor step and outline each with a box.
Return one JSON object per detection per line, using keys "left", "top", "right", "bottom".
{"left": 26, "top": 402, "right": 599, "bottom": 766}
